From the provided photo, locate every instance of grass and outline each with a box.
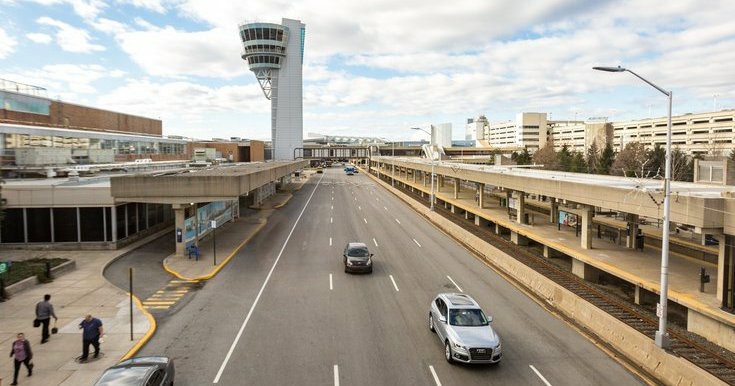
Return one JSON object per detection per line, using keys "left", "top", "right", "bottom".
{"left": 1, "top": 258, "right": 69, "bottom": 286}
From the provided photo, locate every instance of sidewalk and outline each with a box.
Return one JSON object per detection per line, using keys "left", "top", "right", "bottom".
{"left": 0, "top": 172, "right": 312, "bottom": 386}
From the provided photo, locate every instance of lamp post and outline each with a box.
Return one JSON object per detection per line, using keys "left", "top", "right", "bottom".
{"left": 411, "top": 127, "right": 435, "bottom": 211}
{"left": 392, "top": 141, "right": 395, "bottom": 187}
{"left": 593, "top": 65, "right": 673, "bottom": 349}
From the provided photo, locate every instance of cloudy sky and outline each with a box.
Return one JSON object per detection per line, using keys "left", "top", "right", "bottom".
{"left": 1, "top": 0, "right": 733, "bottom": 142}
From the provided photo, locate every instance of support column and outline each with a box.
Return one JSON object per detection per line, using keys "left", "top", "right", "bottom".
{"left": 580, "top": 205, "right": 593, "bottom": 250}
{"left": 549, "top": 197, "right": 558, "bottom": 224}
{"left": 516, "top": 192, "right": 526, "bottom": 225}
{"left": 173, "top": 204, "right": 187, "bottom": 257}
{"left": 626, "top": 214, "right": 639, "bottom": 249}
{"left": 477, "top": 183, "right": 484, "bottom": 208}
{"left": 454, "top": 178, "right": 460, "bottom": 199}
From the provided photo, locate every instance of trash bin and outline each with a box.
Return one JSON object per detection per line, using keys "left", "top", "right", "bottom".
{"left": 635, "top": 235, "right": 644, "bottom": 250}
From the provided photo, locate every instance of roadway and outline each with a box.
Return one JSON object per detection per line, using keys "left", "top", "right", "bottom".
{"left": 137, "top": 166, "right": 646, "bottom": 385}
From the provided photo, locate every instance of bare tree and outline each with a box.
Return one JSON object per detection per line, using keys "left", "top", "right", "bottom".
{"left": 611, "top": 141, "right": 649, "bottom": 177}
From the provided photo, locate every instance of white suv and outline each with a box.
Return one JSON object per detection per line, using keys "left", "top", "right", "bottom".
{"left": 428, "top": 293, "right": 502, "bottom": 364}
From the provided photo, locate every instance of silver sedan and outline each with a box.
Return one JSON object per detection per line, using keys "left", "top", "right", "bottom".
{"left": 429, "top": 293, "right": 502, "bottom": 364}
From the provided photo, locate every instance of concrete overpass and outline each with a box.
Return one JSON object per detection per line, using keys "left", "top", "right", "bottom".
{"left": 111, "top": 160, "right": 308, "bottom": 256}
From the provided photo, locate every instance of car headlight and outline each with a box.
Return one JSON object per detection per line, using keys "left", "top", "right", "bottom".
{"left": 346, "top": 260, "right": 353, "bottom": 266}
{"left": 453, "top": 342, "right": 468, "bottom": 352}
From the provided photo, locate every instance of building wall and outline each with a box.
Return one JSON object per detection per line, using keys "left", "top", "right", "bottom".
{"left": 273, "top": 18, "right": 305, "bottom": 160}
{"left": 551, "top": 121, "right": 613, "bottom": 153}
{"left": 1, "top": 91, "right": 162, "bottom": 136}
{"left": 432, "top": 123, "right": 452, "bottom": 149}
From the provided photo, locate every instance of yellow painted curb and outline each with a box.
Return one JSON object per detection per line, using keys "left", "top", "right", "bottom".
{"left": 163, "top": 218, "right": 268, "bottom": 282}
{"left": 119, "top": 294, "right": 157, "bottom": 361}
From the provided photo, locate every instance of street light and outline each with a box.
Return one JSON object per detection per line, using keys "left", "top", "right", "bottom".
{"left": 392, "top": 141, "right": 395, "bottom": 187}
{"left": 411, "top": 127, "right": 436, "bottom": 211}
{"left": 593, "top": 65, "right": 673, "bottom": 349}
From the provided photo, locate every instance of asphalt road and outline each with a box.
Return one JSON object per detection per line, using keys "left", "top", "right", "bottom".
{"left": 138, "top": 167, "right": 646, "bottom": 386}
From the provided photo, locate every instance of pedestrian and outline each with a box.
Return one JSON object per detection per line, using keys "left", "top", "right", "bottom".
{"left": 35, "top": 294, "right": 58, "bottom": 344}
{"left": 8, "top": 332, "right": 33, "bottom": 385}
{"left": 78, "top": 314, "right": 103, "bottom": 362}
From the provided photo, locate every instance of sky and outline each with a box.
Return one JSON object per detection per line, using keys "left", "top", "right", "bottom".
{"left": 1, "top": 0, "right": 734, "bottom": 143}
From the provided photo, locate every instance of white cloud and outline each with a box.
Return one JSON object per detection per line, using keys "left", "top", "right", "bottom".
{"left": 0, "top": 27, "right": 18, "bottom": 58}
{"left": 115, "top": 25, "right": 243, "bottom": 78}
{"left": 37, "top": 16, "right": 106, "bottom": 53}
{"left": 116, "top": 0, "right": 166, "bottom": 13}
{"left": 26, "top": 32, "right": 53, "bottom": 44}
{"left": 26, "top": 0, "right": 106, "bottom": 20}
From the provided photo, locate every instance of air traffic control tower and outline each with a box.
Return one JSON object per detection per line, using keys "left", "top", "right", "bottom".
{"left": 238, "top": 18, "right": 305, "bottom": 160}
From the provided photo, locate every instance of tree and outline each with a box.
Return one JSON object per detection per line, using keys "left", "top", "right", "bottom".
{"left": 646, "top": 143, "right": 665, "bottom": 179}
{"left": 512, "top": 148, "right": 533, "bottom": 165}
{"left": 586, "top": 141, "right": 601, "bottom": 174}
{"left": 611, "top": 141, "right": 648, "bottom": 177}
{"left": 558, "top": 144, "right": 573, "bottom": 172}
{"left": 570, "top": 151, "right": 587, "bottom": 173}
{"left": 672, "top": 148, "right": 694, "bottom": 182}
{"left": 599, "top": 143, "right": 615, "bottom": 175}
{"left": 532, "top": 145, "right": 560, "bottom": 170}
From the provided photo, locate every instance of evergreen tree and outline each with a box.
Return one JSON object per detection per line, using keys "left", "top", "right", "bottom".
{"left": 558, "top": 144, "right": 573, "bottom": 172}
{"left": 599, "top": 143, "right": 615, "bottom": 175}
{"left": 647, "top": 143, "right": 665, "bottom": 179}
{"left": 586, "top": 141, "right": 600, "bottom": 174}
{"left": 570, "top": 151, "right": 587, "bottom": 173}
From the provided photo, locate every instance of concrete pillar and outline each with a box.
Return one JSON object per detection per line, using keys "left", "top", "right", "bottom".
{"left": 454, "top": 177, "right": 460, "bottom": 199}
{"left": 543, "top": 245, "right": 555, "bottom": 258}
{"left": 580, "top": 206, "right": 593, "bottom": 250}
{"left": 549, "top": 197, "right": 558, "bottom": 224}
{"left": 477, "top": 183, "right": 485, "bottom": 208}
{"left": 626, "top": 214, "right": 639, "bottom": 249}
{"left": 451, "top": 204, "right": 456, "bottom": 214}
{"left": 495, "top": 223, "right": 501, "bottom": 234}
{"left": 510, "top": 231, "right": 529, "bottom": 246}
{"left": 516, "top": 192, "right": 526, "bottom": 225}
{"left": 439, "top": 175, "right": 445, "bottom": 188}
{"left": 423, "top": 171, "right": 427, "bottom": 186}
{"left": 634, "top": 285, "right": 641, "bottom": 305}
{"left": 173, "top": 204, "right": 187, "bottom": 256}
{"left": 572, "top": 258, "right": 600, "bottom": 281}
{"left": 475, "top": 215, "right": 488, "bottom": 227}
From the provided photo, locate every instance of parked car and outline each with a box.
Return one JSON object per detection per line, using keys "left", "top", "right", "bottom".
{"left": 94, "top": 356, "right": 175, "bottom": 386}
{"left": 428, "top": 293, "right": 502, "bottom": 364}
{"left": 343, "top": 242, "right": 373, "bottom": 273}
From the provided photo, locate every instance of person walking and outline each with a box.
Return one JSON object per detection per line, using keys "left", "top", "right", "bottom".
{"left": 35, "top": 294, "right": 58, "bottom": 344}
{"left": 9, "top": 332, "right": 33, "bottom": 385}
{"left": 78, "top": 314, "right": 103, "bottom": 362}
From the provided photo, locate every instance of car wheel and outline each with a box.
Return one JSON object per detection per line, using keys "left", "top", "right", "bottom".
{"left": 429, "top": 314, "right": 435, "bottom": 332}
{"left": 445, "top": 341, "right": 453, "bottom": 363}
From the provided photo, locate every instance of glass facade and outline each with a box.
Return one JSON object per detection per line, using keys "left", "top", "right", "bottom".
{"left": 2, "top": 132, "right": 185, "bottom": 156}
{"left": 0, "top": 204, "right": 172, "bottom": 245}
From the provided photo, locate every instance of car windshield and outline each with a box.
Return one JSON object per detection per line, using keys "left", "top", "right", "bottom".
{"left": 95, "top": 366, "right": 152, "bottom": 385}
{"left": 448, "top": 309, "right": 488, "bottom": 326}
{"left": 347, "top": 247, "right": 370, "bottom": 258}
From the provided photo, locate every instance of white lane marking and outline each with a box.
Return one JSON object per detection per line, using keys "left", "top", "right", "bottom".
{"left": 363, "top": 218, "right": 367, "bottom": 224}
{"left": 212, "top": 172, "right": 323, "bottom": 383}
{"left": 529, "top": 365, "right": 552, "bottom": 386}
{"left": 413, "top": 239, "right": 422, "bottom": 247}
{"left": 395, "top": 218, "right": 401, "bottom": 224}
{"left": 329, "top": 274, "right": 333, "bottom": 290}
{"left": 384, "top": 206, "right": 388, "bottom": 211}
{"left": 331, "top": 217, "right": 333, "bottom": 223}
{"left": 331, "top": 205, "right": 333, "bottom": 210}
{"left": 332, "top": 197, "right": 334, "bottom": 201}
{"left": 329, "top": 237, "right": 332, "bottom": 246}
{"left": 358, "top": 206, "right": 362, "bottom": 210}
{"left": 389, "top": 275, "right": 400, "bottom": 292}
{"left": 373, "top": 238, "right": 378, "bottom": 247}
{"left": 446, "top": 276, "right": 463, "bottom": 292}
{"left": 429, "top": 365, "right": 442, "bottom": 386}
{"left": 354, "top": 197, "right": 357, "bottom": 201}
{"left": 334, "top": 365, "right": 339, "bottom": 386}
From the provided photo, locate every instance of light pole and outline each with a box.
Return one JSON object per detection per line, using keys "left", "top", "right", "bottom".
{"left": 593, "top": 65, "right": 673, "bottom": 349}
{"left": 411, "top": 127, "right": 435, "bottom": 211}
{"left": 392, "top": 141, "right": 395, "bottom": 187}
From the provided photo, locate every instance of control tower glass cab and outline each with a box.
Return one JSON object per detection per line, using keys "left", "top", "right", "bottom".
{"left": 238, "top": 18, "right": 305, "bottom": 161}
{"left": 238, "top": 23, "right": 288, "bottom": 100}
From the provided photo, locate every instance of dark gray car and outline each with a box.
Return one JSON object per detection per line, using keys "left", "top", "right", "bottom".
{"left": 94, "top": 356, "right": 175, "bottom": 385}
{"left": 343, "top": 242, "right": 373, "bottom": 273}
{"left": 429, "top": 293, "right": 502, "bottom": 364}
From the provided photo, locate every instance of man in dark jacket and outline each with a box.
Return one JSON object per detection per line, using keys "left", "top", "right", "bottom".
{"left": 9, "top": 332, "right": 33, "bottom": 385}
{"left": 78, "top": 314, "right": 103, "bottom": 362}
{"left": 35, "top": 294, "right": 58, "bottom": 344}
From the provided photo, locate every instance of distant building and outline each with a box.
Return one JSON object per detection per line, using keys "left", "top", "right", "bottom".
{"left": 465, "top": 115, "right": 488, "bottom": 145}
{"left": 487, "top": 112, "right": 548, "bottom": 152}
{"left": 432, "top": 123, "right": 452, "bottom": 149}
